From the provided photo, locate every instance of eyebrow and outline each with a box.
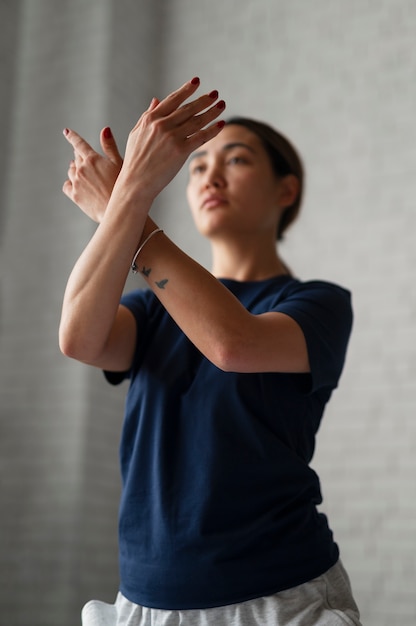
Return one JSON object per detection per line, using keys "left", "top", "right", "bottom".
{"left": 189, "top": 142, "right": 257, "bottom": 162}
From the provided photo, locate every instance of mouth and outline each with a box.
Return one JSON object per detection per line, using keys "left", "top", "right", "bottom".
{"left": 201, "top": 195, "right": 228, "bottom": 210}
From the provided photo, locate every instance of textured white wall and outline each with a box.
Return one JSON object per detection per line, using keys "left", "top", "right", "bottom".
{"left": 0, "top": 1, "right": 161, "bottom": 624}
{"left": 1, "top": 1, "right": 415, "bottom": 625}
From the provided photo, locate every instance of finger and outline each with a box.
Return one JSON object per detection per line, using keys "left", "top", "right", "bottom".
{"left": 67, "top": 159, "right": 76, "bottom": 182}
{"left": 100, "top": 127, "right": 123, "bottom": 167}
{"left": 193, "top": 99, "right": 226, "bottom": 131}
{"left": 172, "top": 91, "right": 223, "bottom": 128}
{"left": 150, "top": 77, "right": 201, "bottom": 117}
{"left": 187, "top": 120, "right": 226, "bottom": 152}
{"left": 63, "top": 128, "right": 95, "bottom": 158}
{"left": 170, "top": 98, "right": 225, "bottom": 143}
{"left": 148, "top": 97, "right": 160, "bottom": 111}
{"left": 62, "top": 178, "right": 72, "bottom": 198}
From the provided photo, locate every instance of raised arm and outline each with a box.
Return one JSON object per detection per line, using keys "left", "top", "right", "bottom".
{"left": 59, "top": 78, "right": 226, "bottom": 371}
{"left": 126, "top": 219, "right": 310, "bottom": 374}
{"left": 60, "top": 78, "right": 309, "bottom": 375}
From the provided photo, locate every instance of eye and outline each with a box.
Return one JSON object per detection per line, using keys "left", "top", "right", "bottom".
{"left": 190, "top": 163, "right": 206, "bottom": 175}
{"left": 227, "top": 155, "right": 248, "bottom": 165}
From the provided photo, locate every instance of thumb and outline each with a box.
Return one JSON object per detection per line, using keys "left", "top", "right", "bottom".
{"left": 100, "top": 127, "right": 123, "bottom": 167}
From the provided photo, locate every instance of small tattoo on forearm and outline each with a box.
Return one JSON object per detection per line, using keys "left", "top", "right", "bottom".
{"left": 140, "top": 265, "right": 168, "bottom": 289}
{"left": 156, "top": 279, "right": 169, "bottom": 289}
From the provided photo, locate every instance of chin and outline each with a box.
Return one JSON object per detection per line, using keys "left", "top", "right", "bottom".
{"left": 201, "top": 208, "right": 236, "bottom": 231}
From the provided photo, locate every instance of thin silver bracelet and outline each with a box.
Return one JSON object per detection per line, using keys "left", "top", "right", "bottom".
{"left": 131, "top": 228, "right": 164, "bottom": 274}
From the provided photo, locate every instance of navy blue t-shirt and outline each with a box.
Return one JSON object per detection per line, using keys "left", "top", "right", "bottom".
{"left": 106, "top": 275, "right": 353, "bottom": 610}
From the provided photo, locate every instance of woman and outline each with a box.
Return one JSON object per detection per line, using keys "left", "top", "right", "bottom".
{"left": 61, "top": 77, "right": 361, "bottom": 625}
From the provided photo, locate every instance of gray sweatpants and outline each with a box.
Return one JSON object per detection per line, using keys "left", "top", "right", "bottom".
{"left": 81, "top": 559, "right": 362, "bottom": 626}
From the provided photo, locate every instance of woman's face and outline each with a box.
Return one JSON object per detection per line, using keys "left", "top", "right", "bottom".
{"left": 186, "top": 124, "right": 285, "bottom": 241}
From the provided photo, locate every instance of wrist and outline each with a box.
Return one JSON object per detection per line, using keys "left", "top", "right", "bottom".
{"left": 114, "top": 168, "right": 157, "bottom": 207}
{"left": 140, "top": 217, "right": 158, "bottom": 239}
{"left": 131, "top": 226, "right": 164, "bottom": 274}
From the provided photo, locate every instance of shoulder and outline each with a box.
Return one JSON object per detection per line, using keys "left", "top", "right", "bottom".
{"left": 244, "top": 276, "right": 352, "bottom": 320}
{"left": 277, "top": 279, "right": 353, "bottom": 390}
{"left": 281, "top": 277, "right": 351, "bottom": 300}
{"left": 277, "top": 278, "right": 352, "bottom": 320}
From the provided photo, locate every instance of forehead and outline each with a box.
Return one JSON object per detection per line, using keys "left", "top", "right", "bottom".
{"left": 190, "top": 124, "right": 265, "bottom": 160}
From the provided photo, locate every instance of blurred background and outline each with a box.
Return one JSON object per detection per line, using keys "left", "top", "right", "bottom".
{"left": 1, "top": 1, "right": 416, "bottom": 624}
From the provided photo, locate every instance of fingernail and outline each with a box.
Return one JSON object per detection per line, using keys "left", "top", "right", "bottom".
{"left": 103, "top": 127, "right": 112, "bottom": 139}
{"left": 63, "top": 128, "right": 69, "bottom": 136}
{"left": 217, "top": 121, "right": 226, "bottom": 129}
{"left": 209, "top": 90, "right": 219, "bottom": 99}
{"left": 191, "top": 76, "right": 200, "bottom": 85}
{"left": 216, "top": 100, "right": 226, "bottom": 110}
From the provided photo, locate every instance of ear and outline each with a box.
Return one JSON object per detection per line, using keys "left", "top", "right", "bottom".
{"left": 277, "top": 175, "right": 299, "bottom": 209}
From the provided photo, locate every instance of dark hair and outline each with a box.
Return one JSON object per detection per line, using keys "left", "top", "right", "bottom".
{"left": 225, "top": 117, "right": 304, "bottom": 241}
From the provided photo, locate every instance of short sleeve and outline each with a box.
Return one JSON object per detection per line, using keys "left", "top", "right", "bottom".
{"left": 275, "top": 281, "right": 353, "bottom": 391}
{"left": 103, "top": 288, "right": 153, "bottom": 386}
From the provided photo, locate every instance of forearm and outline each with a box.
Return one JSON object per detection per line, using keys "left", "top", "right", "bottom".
{"left": 59, "top": 182, "right": 152, "bottom": 362}
{"left": 60, "top": 77, "right": 227, "bottom": 363}
{"left": 134, "top": 230, "right": 250, "bottom": 370}
{"left": 135, "top": 235, "right": 310, "bottom": 374}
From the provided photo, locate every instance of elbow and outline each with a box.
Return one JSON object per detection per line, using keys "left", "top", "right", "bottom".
{"left": 59, "top": 336, "right": 78, "bottom": 360}
{"left": 205, "top": 319, "right": 252, "bottom": 372}
{"left": 59, "top": 322, "right": 72, "bottom": 358}
{"left": 209, "top": 338, "right": 242, "bottom": 373}
{"left": 59, "top": 322, "right": 99, "bottom": 364}
{"left": 59, "top": 328, "right": 83, "bottom": 361}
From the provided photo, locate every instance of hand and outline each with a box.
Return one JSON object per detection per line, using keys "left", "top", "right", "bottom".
{"left": 117, "top": 77, "right": 226, "bottom": 203}
{"left": 63, "top": 126, "right": 123, "bottom": 223}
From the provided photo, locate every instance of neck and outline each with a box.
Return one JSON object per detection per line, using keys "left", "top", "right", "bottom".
{"left": 210, "top": 236, "right": 291, "bottom": 282}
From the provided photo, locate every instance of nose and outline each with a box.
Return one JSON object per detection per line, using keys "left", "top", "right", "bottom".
{"left": 204, "top": 163, "right": 226, "bottom": 189}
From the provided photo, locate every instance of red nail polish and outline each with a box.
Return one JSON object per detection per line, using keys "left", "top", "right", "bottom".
{"left": 103, "top": 127, "right": 112, "bottom": 139}
{"left": 209, "top": 90, "right": 219, "bottom": 99}
{"left": 63, "top": 128, "right": 69, "bottom": 136}
{"left": 217, "top": 121, "right": 226, "bottom": 129}
{"left": 191, "top": 77, "right": 200, "bottom": 85}
{"left": 216, "top": 100, "right": 226, "bottom": 110}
